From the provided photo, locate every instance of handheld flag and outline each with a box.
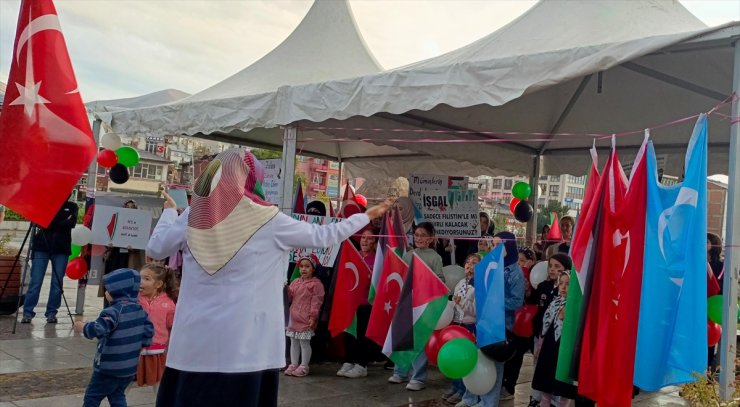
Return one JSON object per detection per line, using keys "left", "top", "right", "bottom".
{"left": 0, "top": 0, "right": 96, "bottom": 227}
{"left": 634, "top": 114, "right": 708, "bottom": 390}
{"left": 366, "top": 247, "right": 409, "bottom": 346}
{"left": 293, "top": 182, "right": 306, "bottom": 214}
{"left": 382, "top": 254, "right": 448, "bottom": 370}
{"left": 370, "top": 207, "right": 407, "bottom": 304}
{"left": 475, "top": 243, "right": 506, "bottom": 347}
{"left": 329, "top": 242, "right": 372, "bottom": 337}
{"left": 547, "top": 212, "right": 562, "bottom": 241}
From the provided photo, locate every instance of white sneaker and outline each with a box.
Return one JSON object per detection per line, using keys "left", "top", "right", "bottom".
{"left": 388, "top": 374, "right": 406, "bottom": 384}
{"left": 406, "top": 380, "right": 426, "bottom": 391}
{"left": 454, "top": 402, "right": 473, "bottom": 407}
{"left": 336, "top": 363, "right": 354, "bottom": 377}
{"left": 344, "top": 364, "right": 368, "bottom": 378}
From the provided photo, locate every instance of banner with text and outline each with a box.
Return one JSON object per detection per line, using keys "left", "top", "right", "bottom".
{"left": 289, "top": 213, "right": 343, "bottom": 266}
{"left": 261, "top": 158, "right": 282, "bottom": 205}
{"left": 90, "top": 205, "right": 153, "bottom": 250}
{"left": 410, "top": 188, "right": 479, "bottom": 238}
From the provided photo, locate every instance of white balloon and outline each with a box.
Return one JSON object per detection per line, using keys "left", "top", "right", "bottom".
{"left": 529, "top": 261, "right": 548, "bottom": 290}
{"left": 71, "top": 225, "right": 92, "bottom": 246}
{"left": 100, "top": 133, "right": 122, "bottom": 150}
{"left": 435, "top": 301, "right": 454, "bottom": 330}
{"left": 463, "top": 350, "right": 498, "bottom": 395}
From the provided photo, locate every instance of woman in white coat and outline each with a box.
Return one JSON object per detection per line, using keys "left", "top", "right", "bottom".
{"left": 147, "top": 149, "right": 389, "bottom": 407}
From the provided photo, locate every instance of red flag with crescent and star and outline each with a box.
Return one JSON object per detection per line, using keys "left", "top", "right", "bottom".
{"left": 366, "top": 246, "right": 409, "bottom": 346}
{"left": 328, "top": 241, "right": 372, "bottom": 337}
{"left": 0, "top": 0, "right": 96, "bottom": 227}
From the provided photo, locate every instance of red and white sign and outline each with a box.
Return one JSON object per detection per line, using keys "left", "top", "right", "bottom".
{"left": 91, "top": 205, "right": 152, "bottom": 250}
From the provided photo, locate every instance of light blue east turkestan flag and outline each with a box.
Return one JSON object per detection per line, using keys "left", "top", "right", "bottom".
{"left": 634, "top": 114, "right": 708, "bottom": 391}
{"left": 475, "top": 244, "right": 506, "bottom": 348}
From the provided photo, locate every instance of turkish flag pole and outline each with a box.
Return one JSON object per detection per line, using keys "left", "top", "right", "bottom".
{"left": 0, "top": 0, "right": 96, "bottom": 227}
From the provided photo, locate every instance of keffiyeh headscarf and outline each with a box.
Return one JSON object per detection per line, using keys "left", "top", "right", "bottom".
{"left": 187, "top": 149, "right": 278, "bottom": 275}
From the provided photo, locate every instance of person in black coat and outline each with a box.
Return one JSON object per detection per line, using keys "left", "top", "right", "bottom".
{"left": 21, "top": 199, "right": 78, "bottom": 323}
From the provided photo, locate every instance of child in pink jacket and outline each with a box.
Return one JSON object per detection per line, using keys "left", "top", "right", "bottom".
{"left": 285, "top": 255, "right": 325, "bottom": 377}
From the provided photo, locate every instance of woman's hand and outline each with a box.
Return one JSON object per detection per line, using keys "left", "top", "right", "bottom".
{"left": 365, "top": 199, "right": 394, "bottom": 220}
{"left": 162, "top": 191, "right": 177, "bottom": 210}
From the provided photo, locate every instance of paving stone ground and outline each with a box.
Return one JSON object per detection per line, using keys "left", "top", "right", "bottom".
{"left": 0, "top": 270, "right": 691, "bottom": 406}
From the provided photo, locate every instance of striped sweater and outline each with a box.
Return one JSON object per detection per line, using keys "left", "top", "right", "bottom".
{"left": 83, "top": 268, "right": 154, "bottom": 377}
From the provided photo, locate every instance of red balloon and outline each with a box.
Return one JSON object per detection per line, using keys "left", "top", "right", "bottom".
{"left": 97, "top": 149, "right": 118, "bottom": 169}
{"left": 439, "top": 325, "right": 476, "bottom": 344}
{"left": 66, "top": 257, "right": 88, "bottom": 280}
{"left": 354, "top": 194, "right": 368, "bottom": 208}
{"left": 509, "top": 198, "right": 521, "bottom": 214}
{"left": 425, "top": 330, "right": 443, "bottom": 365}
{"left": 708, "top": 321, "right": 722, "bottom": 347}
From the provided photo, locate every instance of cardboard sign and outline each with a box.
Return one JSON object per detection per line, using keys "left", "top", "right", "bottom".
{"left": 288, "top": 214, "right": 342, "bottom": 266}
{"left": 91, "top": 205, "right": 153, "bottom": 250}
{"left": 409, "top": 187, "right": 479, "bottom": 238}
{"left": 261, "top": 159, "right": 282, "bottom": 205}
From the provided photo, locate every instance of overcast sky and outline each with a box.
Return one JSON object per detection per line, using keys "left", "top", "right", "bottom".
{"left": 0, "top": 0, "right": 738, "bottom": 102}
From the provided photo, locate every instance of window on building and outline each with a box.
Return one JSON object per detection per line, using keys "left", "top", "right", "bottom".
{"left": 504, "top": 179, "right": 513, "bottom": 189}
{"left": 145, "top": 140, "right": 157, "bottom": 154}
{"left": 312, "top": 173, "right": 325, "bottom": 185}
{"left": 131, "top": 163, "right": 163, "bottom": 180}
{"left": 313, "top": 159, "right": 325, "bottom": 165}
{"left": 329, "top": 161, "right": 339, "bottom": 170}
{"left": 549, "top": 185, "right": 560, "bottom": 197}
{"left": 539, "top": 183, "right": 547, "bottom": 194}
{"left": 492, "top": 179, "right": 502, "bottom": 189}
{"left": 550, "top": 175, "right": 560, "bottom": 182}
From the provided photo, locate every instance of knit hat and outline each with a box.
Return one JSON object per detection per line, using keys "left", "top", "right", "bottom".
{"left": 297, "top": 254, "right": 321, "bottom": 270}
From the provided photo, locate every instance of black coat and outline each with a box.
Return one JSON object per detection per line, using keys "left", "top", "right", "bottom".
{"left": 32, "top": 201, "right": 78, "bottom": 255}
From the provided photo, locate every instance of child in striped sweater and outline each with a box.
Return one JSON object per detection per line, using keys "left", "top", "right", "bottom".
{"left": 74, "top": 268, "right": 154, "bottom": 407}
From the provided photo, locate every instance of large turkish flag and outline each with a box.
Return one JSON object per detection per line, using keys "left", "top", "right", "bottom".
{"left": 0, "top": 0, "right": 96, "bottom": 227}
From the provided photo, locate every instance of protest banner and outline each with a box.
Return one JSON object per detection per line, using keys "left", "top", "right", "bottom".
{"left": 90, "top": 205, "right": 153, "bottom": 250}
{"left": 288, "top": 213, "right": 343, "bottom": 265}
{"left": 410, "top": 188, "right": 479, "bottom": 238}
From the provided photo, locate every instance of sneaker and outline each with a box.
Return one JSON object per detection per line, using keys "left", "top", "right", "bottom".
{"left": 284, "top": 364, "right": 298, "bottom": 376}
{"left": 20, "top": 317, "right": 32, "bottom": 324}
{"left": 292, "top": 365, "right": 309, "bottom": 377}
{"left": 344, "top": 364, "right": 367, "bottom": 378}
{"left": 500, "top": 388, "right": 515, "bottom": 401}
{"left": 388, "top": 374, "right": 406, "bottom": 384}
{"left": 527, "top": 397, "right": 540, "bottom": 407}
{"left": 384, "top": 360, "right": 395, "bottom": 370}
{"left": 446, "top": 393, "right": 463, "bottom": 404}
{"left": 455, "top": 401, "right": 474, "bottom": 407}
{"left": 46, "top": 317, "right": 58, "bottom": 324}
{"left": 406, "top": 380, "right": 426, "bottom": 391}
{"left": 337, "top": 363, "right": 354, "bottom": 377}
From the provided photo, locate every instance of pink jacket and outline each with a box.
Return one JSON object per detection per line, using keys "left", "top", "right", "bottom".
{"left": 287, "top": 277, "right": 325, "bottom": 332}
{"left": 139, "top": 293, "right": 176, "bottom": 348}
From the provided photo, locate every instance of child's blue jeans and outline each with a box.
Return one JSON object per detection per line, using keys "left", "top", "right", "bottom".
{"left": 83, "top": 371, "right": 132, "bottom": 407}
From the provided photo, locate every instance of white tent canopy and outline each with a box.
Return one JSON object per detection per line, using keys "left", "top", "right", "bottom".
{"left": 109, "top": 0, "right": 739, "bottom": 178}
{"left": 86, "top": 89, "right": 190, "bottom": 111}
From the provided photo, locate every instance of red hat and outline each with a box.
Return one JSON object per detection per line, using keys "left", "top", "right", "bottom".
{"left": 354, "top": 194, "right": 367, "bottom": 208}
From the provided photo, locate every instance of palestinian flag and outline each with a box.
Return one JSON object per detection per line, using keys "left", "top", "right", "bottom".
{"left": 369, "top": 207, "right": 407, "bottom": 303}
{"left": 366, "top": 247, "right": 409, "bottom": 346}
{"left": 382, "top": 254, "right": 448, "bottom": 370}
{"left": 329, "top": 242, "right": 372, "bottom": 337}
{"left": 556, "top": 143, "right": 606, "bottom": 384}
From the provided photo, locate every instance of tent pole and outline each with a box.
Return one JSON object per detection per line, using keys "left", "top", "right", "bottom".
{"left": 719, "top": 40, "right": 740, "bottom": 401}
{"left": 526, "top": 154, "right": 541, "bottom": 246}
{"left": 280, "top": 126, "right": 297, "bottom": 214}
{"left": 75, "top": 118, "right": 102, "bottom": 315}
{"left": 336, "top": 143, "right": 343, "bottom": 211}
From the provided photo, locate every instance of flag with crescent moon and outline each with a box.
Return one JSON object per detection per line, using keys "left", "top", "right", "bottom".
{"left": 634, "top": 114, "right": 708, "bottom": 390}
{"left": 0, "top": 0, "right": 96, "bottom": 227}
{"left": 328, "top": 241, "right": 371, "bottom": 337}
{"left": 382, "top": 253, "right": 448, "bottom": 369}
{"left": 366, "top": 246, "right": 409, "bottom": 346}
{"left": 578, "top": 134, "right": 648, "bottom": 407}
{"left": 475, "top": 243, "right": 506, "bottom": 347}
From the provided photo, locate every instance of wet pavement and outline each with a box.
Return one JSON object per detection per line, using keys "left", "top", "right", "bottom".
{"left": 0, "top": 272, "right": 690, "bottom": 406}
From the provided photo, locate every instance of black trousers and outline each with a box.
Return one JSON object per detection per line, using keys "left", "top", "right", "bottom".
{"left": 344, "top": 305, "right": 376, "bottom": 367}
{"left": 502, "top": 334, "right": 532, "bottom": 394}
{"left": 156, "top": 367, "right": 279, "bottom": 407}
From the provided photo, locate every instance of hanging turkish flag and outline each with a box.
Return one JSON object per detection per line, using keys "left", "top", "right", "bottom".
{"left": 328, "top": 241, "right": 372, "bottom": 337}
{"left": 0, "top": 0, "right": 96, "bottom": 227}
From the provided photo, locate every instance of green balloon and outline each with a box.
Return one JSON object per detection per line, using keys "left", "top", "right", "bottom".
{"left": 116, "top": 146, "right": 140, "bottom": 167}
{"left": 69, "top": 244, "right": 82, "bottom": 261}
{"left": 512, "top": 182, "right": 532, "bottom": 200}
{"left": 437, "top": 338, "right": 478, "bottom": 379}
{"left": 708, "top": 295, "right": 723, "bottom": 325}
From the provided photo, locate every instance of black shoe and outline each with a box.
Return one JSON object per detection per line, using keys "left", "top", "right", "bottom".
{"left": 20, "top": 317, "right": 32, "bottom": 323}
{"left": 527, "top": 397, "right": 540, "bottom": 407}
{"left": 384, "top": 361, "right": 395, "bottom": 370}
{"left": 46, "top": 317, "right": 58, "bottom": 324}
